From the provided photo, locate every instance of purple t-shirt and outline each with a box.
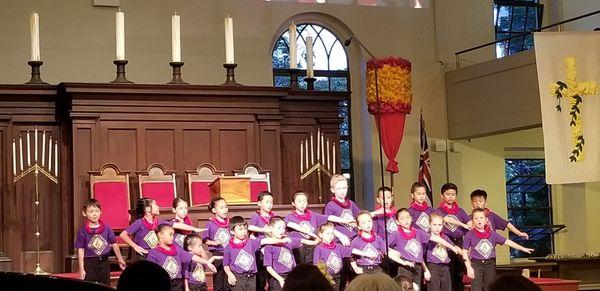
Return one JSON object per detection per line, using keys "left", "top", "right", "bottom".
{"left": 388, "top": 228, "right": 431, "bottom": 263}
{"left": 408, "top": 206, "right": 434, "bottom": 233}
{"left": 426, "top": 234, "right": 455, "bottom": 264}
{"left": 313, "top": 243, "right": 352, "bottom": 276}
{"left": 263, "top": 237, "right": 302, "bottom": 273}
{"left": 350, "top": 234, "right": 386, "bottom": 266}
{"left": 284, "top": 211, "right": 329, "bottom": 239}
{"left": 468, "top": 211, "right": 509, "bottom": 231}
{"left": 202, "top": 218, "right": 231, "bottom": 253}
{"left": 171, "top": 217, "right": 193, "bottom": 249}
{"left": 224, "top": 238, "right": 262, "bottom": 274}
{"left": 463, "top": 229, "right": 506, "bottom": 260}
{"left": 74, "top": 222, "right": 117, "bottom": 257}
{"left": 187, "top": 259, "right": 207, "bottom": 285}
{"left": 147, "top": 246, "right": 193, "bottom": 279}
{"left": 249, "top": 212, "right": 273, "bottom": 240}
{"left": 324, "top": 199, "right": 360, "bottom": 241}
{"left": 124, "top": 218, "right": 173, "bottom": 250}
{"left": 373, "top": 213, "right": 397, "bottom": 239}
{"left": 433, "top": 207, "right": 470, "bottom": 240}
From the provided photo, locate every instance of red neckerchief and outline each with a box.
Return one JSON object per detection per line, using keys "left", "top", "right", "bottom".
{"left": 330, "top": 197, "right": 350, "bottom": 209}
{"left": 256, "top": 211, "right": 274, "bottom": 224}
{"left": 85, "top": 220, "right": 105, "bottom": 234}
{"left": 359, "top": 230, "right": 376, "bottom": 243}
{"left": 410, "top": 201, "right": 429, "bottom": 212}
{"left": 173, "top": 216, "right": 193, "bottom": 235}
{"left": 473, "top": 225, "right": 492, "bottom": 239}
{"left": 321, "top": 241, "right": 337, "bottom": 249}
{"left": 210, "top": 216, "right": 230, "bottom": 228}
{"left": 374, "top": 204, "right": 396, "bottom": 218}
{"left": 229, "top": 238, "right": 248, "bottom": 249}
{"left": 142, "top": 216, "right": 159, "bottom": 230}
{"left": 439, "top": 202, "right": 459, "bottom": 215}
{"left": 398, "top": 226, "right": 417, "bottom": 240}
{"left": 156, "top": 244, "right": 177, "bottom": 256}
{"left": 292, "top": 209, "right": 312, "bottom": 221}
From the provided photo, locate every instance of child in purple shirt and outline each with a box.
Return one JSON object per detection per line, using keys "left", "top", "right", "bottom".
{"left": 224, "top": 216, "right": 291, "bottom": 291}
{"left": 120, "top": 198, "right": 203, "bottom": 261}
{"left": 148, "top": 224, "right": 216, "bottom": 291}
{"left": 75, "top": 199, "right": 126, "bottom": 285}
{"left": 463, "top": 209, "right": 533, "bottom": 291}
{"left": 285, "top": 191, "right": 355, "bottom": 264}
{"left": 247, "top": 191, "right": 275, "bottom": 291}
{"left": 263, "top": 216, "right": 318, "bottom": 291}
{"left": 408, "top": 182, "right": 434, "bottom": 233}
{"left": 369, "top": 186, "right": 397, "bottom": 240}
{"left": 171, "top": 198, "right": 195, "bottom": 249}
{"left": 183, "top": 233, "right": 221, "bottom": 291}
{"left": 390, "top": 208, "right": 460, "bottom": 289}
{"left": 202, "top": 197, "right": 231, "bottom": 291}
{"left": 425, "top": 213, "right": 464, "bottom": 291}
{"left": 469, "top": 189, "right": 529, "bottom": 239}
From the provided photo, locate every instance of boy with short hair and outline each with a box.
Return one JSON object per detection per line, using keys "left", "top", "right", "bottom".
{"left": 370, "top": 186, "right": 397, "bottom": 239}
{"left": 469, "top": 189, "right": 529, "bottom": 239}
{"left": 248, "top": 191, "right": 275, "bottom": 291}
{"left": 75, "top": 198, "right": 126, "bottom": 285}
{"left": 408, "top": 182, "right": 434, "bottom": 233}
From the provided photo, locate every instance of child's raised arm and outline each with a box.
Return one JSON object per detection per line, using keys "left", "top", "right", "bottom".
{"left": 430, "top": 235, "right": 462, "bottom": 255}
{"left": 507, "top": 223, "right": 529, "bottom": 239}
{"left": 505, "top": 239, "right": 534, "bottom": 254}
{"left": 333, "top": 230, "right": 350, "bottom": 247}
{"left": 386, "top": 248, "right": 414, "bottom": 267}
{"left": 444, "top": 216, "right": 471, "bottom": 230}
{"left": 260, "top": 237, "right": 291, "bottom": 245}
{"left": 173, "top": 222, "right": 205, "bottom": 233}
{"left": 118, "top": 230, "right": 148, "bottom": 255}
{"left": 300, "top": 238, "right": 320, "bottom": 246}
{"left": 286, "top": 222, "right": 318, "bottom": 238}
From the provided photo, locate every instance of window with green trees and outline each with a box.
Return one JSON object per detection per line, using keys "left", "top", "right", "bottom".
{"left": 494, "top": 0, "right": 543, "bottom": 57}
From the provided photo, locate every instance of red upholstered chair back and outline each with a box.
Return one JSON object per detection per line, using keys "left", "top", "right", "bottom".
{"left": 233, "top": 162, "right": 271, "bottom": 202}
{"left": 137, "top": 163, "right": 177, "bottom": 208}
{"left": 187, "top": 163, "right": 225, "bottom": 206}
{"left": 89, "top": 164, "right": 131, "bottom": 231}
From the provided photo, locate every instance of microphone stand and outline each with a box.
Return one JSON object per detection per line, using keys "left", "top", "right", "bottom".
{"left": 344, "top": 36, "right": 390, "bottom": 260}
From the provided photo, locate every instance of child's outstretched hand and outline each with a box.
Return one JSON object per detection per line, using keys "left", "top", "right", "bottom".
{"left": 118, "top": 258, "right": 127, "bottom": 270}
{"left": 193, "top": 227, "right": 207, "bottom": 233}
{"left": 521, "top": 247, "right": 534, "bottom": 254}
{"left": 208, "top": 256, "right": 223, "bottom": 263}
{"left": 352, "top": 265, "right": 364, "bottom": 274}
{"left": 227, "top": 272, "right": 237, "bottom": 286}
{"left": 207, "top": 262, "right": 217, "bottom": 273}
{"left": 424, "top": 270, "right": 431, "bottom": 281}
{"left": 133, "top": 245, "right": 148, "bottom": 255}
{"left": 452, "top": 246, "right": 463, "bottom": 255}
{"left": 338, "top": 234, "right": 351, "bottom": 247}
{"left": 79, "top": 269, "right": 86, "bottom": 280}
{"left": 518, "top": 232, "right": 530, "bottom": 240}
{"left": 280, "top": 237, "right": 292, "bottom": 244}
{"left": 401, "top": 260, "right": 414, "bottom": 268}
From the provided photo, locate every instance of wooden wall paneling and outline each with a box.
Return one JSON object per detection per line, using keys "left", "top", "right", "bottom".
{"left": 71, "top": 123, "right": 94, "bottom": 236}
{"left": 0, "top": 124, "right": 8, "bottom": 270}
{"left": 218, "top": 127, "right": 252, "bottom": 172}
{"left": 256, "top": 118, "right": 282, "bottom": 202}
{"left": 145, "top": 129, "right": 176, "bottom": 169}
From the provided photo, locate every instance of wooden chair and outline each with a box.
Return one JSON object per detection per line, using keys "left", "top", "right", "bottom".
{"left": 137, "top": 163, "right": 177, "bottom": 208}
{"left": 89, "top": 163, "right": 131, "bottom": 231}
{"left": 233, "top": 162, "right": 271, "bottom": 202}
{"left": 187, "top": 163, "right": 225, "bottom": 206}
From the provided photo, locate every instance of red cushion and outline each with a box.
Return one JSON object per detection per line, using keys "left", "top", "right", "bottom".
{"left": 250, "top": 181, "right": 269, "bottom": 202}
{"left": 141, "top": 182, "right": 175, "bottom": 208}
{"left": 191, "top": 181, "right": 212, "bottom": 206}
{"left": 93, "top": 182, "right": 130, "bottom": 230}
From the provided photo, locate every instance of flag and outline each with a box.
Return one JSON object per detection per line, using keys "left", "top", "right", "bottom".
{"left": 418, "top": 111, "right": 433, "bottom": 204}
{"left": 534, "top": 32, "right": 600, "bottom": 184}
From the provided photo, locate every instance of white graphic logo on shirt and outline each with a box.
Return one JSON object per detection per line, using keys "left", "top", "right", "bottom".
{"left": 432, "top": 244, "right": 448, "bottom": 262}
{"left": 235, "top": 249, "right": 255, "bottom": 271}
{"left": 326, "top": 252, "right": 343, "bottom": 273}
{"left": 340, "top": 209, "right": 355, "bottom": 231}
{"left": 192, "top": 263, "right": 206, "bottom": 282}
{"left": 277, "top": 248, "right": 294, "bottom": 270}
{"left": 386, "top": 219, "right": 397, "bottom": 233}
{"left": 475, "top": 239, "right": 493, "bottom": 259}
{"left": 404, "top": 239, "right": 421, "bottom": 259}
{"left": 214, "top": 228, "right": 231, "bottom": 247}
{"left": 416, "top": 212, "right": 431, "bottom": 232}
{"left": 143, "top": 231, "right": 159, "bottom": 249}
{"left": 163, "top": 256, "right": 180, "bottom": 279}
{"left": 88, "top": 234, "right": 108, "bottom": 256}
{"left": 362, "top": 243, "right": 379, "bottom": 265}
{"left": 175, "top": 234, "right": 185, "bottom": 248}
{"left": 299, "top": 221, "right": 315, "bottom": 239}
{"left": 443, "top": 214, "right": 459, "bottom": 232}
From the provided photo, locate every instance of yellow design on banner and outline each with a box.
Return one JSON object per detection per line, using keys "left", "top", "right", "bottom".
{"left": 550, "top": 57, "right": 598, "bottom": 162}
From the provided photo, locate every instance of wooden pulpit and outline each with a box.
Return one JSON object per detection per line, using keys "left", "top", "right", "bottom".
{"left": 209, "top": 176, "right": 251, "bottom": 204}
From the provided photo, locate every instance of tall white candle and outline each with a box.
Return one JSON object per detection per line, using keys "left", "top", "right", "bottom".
{"left": 306, "top": 36, "right": 314, "bottom": 78}
{"left": 27, "top": 130, "right": 31, "bottom": 166}
{"left": 326, "top": 138, "right": 330, "bottom": 170}
{"left": 305, "top": 137, "right": 309, "bottom": 168}
{"left": 316, "top": 128, "right": 320, "bottom": 161}
{"left": 34, "top": 126, "right": 38, "bottom": 162}
{"left": 171, "top": 13, "right": 181, "bottom": 62}
{"left": 289, "top": 22, "right": 297, "bottom": 69}
{"left": 19, "top": 136, "right": 23, "bottom": 172}
{"left": 41, "top": 131, "right": 46, "bottom": 166}
{"left": 12, "top": 139, "right": 16, "bottom": 176}
{"left": 224, "top": 15, "right": 234, "bottom": 64}
{"left": 54, "top": 141, "right": 58, "bottom": 177}
{"left": 333, "top": 143, "right": 336, "bottom": 174}
{"left": 48, "top": 136, "right": 52, "bottom": 172}
{"left": 310, "top": 133, "right": 314, "bottom": 165}
{"left": 300, "top": 141, "right": 303, "bottom": 173}
{"left": 30, "top": 12, "right": 40, "bottom": 61}
{"left": 115, "top": 10, "right": 125, "bottom": 60}
{"left": 320, "top": 132, "right": 325, "bottom": 164}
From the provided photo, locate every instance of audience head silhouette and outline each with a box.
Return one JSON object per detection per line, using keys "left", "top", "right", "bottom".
{"left": 281, "top": 263, "right": 333, "bottom": 291}
{"left": 345, "top": 272, "right": 402, "bottom": 291}
{"left": 116, "top": 260, "right": 170, "bottom": 291}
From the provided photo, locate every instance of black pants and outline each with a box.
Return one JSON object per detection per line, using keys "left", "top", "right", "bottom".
{"left": 426, "top": 263, "right": 451, "bottom": 291}
{"left": 293, "top": 245, "right": 315, "bottom": 264}
{"left": 470, "top": 258, "right": 497, "bottom": 291}
{"left": 212, "top": 252, "right": 231, "bottom": 291}
{"left": 189, "top": 282, "right": 208, "bottom": 291}
{"left": 231, "top": 273, "right": 256, "bottom": 291}
{"left": 331, "top": 274, "right": 341, "bottom": 291}
{"left": 339, "top": 257, "right": 355, "bottom": 290}
{"left": 255, "top": 250, "right": 267, "bottom": 291}
{"left": 357, "top": 264, "right": 382, "bottom": 274}
{"left": 170, "top": 278, "right": 183, "bottom": 291}
{"left": 130, "top": 250, "right": 148, "bottom": 262}
{"left": 397, "top": 263, "right": 423, "bottom": 288}
{"left": 449, "top": 237, "right": 465, "bottom": 291}
{"left": 267, "top": 273, "right": 287, "bottom": 291}
{"left": 83, "top": 256, "right": 110, "bottom": 285}
{"left": 381, "top": 256, "right": 398, "bottom": 278}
